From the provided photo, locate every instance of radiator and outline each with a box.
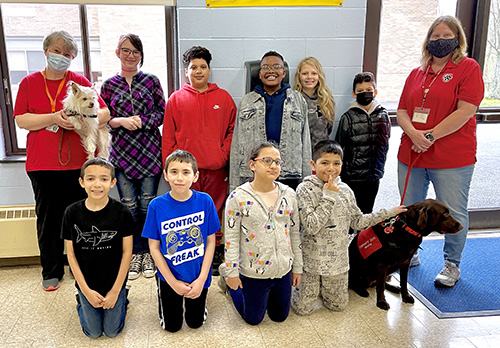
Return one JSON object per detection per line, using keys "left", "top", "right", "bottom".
{"left": 0, "top": 205, "right": 40, "bottom": 258}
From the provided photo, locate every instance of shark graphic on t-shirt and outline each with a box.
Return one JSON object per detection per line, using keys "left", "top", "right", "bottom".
{"left": 74, "top": 224, "right": 117, "bottom": 247}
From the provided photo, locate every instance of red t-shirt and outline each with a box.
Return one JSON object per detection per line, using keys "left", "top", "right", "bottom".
{"left": 397, "top": 57, "right": 484, "bottom": 169}
{"left": 13, "top": 71, "right": 107, "bottom": 171}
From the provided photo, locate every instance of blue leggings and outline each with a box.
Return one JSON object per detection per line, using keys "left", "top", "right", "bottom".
{"left": 229, "top": 272, "right": 292, "bottom": 325}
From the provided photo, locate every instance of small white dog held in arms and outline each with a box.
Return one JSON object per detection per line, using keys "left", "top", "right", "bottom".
{"left": 63, "top": 82, "right": 110, "bottom": 159}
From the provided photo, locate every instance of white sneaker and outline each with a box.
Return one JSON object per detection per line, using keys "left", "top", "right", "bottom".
{"left": 434, "top": 260, "right": 460, "bottom": 287}
{"left": 129, "top": 253, "right": 143, "bottom": 280}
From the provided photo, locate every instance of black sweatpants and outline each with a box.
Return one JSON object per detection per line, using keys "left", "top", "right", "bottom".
{"left": 155, "top": 275, "right": 208, "bottom": 332}
{"left": 27, "top": 170, "right": 85, "bottom": 280}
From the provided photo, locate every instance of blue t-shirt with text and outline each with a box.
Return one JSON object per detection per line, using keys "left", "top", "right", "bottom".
{"left": 142, "top": 190, "right": 220, "bottom": 287}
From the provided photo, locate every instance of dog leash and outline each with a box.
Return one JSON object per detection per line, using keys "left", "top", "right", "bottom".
{"left": 400, "top": 149, "right": 423, "bottom": 205}
{"left": 58, "top": 129, "right": 71, "bottom": 166}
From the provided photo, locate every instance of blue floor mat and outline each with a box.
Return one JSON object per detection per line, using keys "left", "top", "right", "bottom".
{"left": 395, "top": 237, "right": 500, "bottom": 318}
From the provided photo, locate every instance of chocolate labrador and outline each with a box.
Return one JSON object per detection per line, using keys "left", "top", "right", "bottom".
{"left": 348, "top": 199, "right": 462, "bottom": 310}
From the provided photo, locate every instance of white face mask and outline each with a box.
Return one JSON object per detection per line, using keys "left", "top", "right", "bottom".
{"left": 46, "top": 52, "right": 72, "bottom": 73}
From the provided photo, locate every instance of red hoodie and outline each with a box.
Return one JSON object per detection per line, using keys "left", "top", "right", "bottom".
{"left": 162, "top": 83, "right": 236, "bottom": 170}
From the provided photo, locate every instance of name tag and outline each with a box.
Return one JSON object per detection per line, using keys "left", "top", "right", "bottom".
{"left": 45, "top": 124, "right": 60, "bottom": 133}
{"left": 412, "top": 107, "right": 430, "bottom": 124}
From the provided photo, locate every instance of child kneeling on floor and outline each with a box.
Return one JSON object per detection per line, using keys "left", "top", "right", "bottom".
{"left": 142, "top": 150, "right": 219, "bottom": 332}
{"left": 62, "top": 158, "right": 134, "bottom": 338}
{"left": 291, "top": 140, "right": 406, "bottom": 315}
{"left": 220, "top": 141, "right": 303, "bottom": 325}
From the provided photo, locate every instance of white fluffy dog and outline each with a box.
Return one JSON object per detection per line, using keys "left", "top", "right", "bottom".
{"left": 63, "top": 82, "right": 110, "bottom": 159}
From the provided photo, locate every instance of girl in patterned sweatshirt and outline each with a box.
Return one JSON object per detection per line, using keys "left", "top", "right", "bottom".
{"left": 219, "top": 141, "right": 303, "bottom": 325}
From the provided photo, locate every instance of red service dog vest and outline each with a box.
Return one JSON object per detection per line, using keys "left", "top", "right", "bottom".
{"left": 357, "top": 226, "right": 382, "bottom": 259}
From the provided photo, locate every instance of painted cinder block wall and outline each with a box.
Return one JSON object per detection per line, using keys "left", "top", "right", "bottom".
{"left": 0, "top": 0, "right": 367, "bottom": 205}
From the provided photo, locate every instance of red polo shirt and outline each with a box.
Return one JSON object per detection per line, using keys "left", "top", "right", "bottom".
{"left": 397, "top": 57, "right": 484, "bottom": 169}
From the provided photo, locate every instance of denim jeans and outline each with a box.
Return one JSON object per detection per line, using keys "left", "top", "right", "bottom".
{"left": 398, "top": 161, "right": 475, "bottom": 264}
{"left": 77, "top": 287, "right": 128, "bottom": 338}
{"left": 115, "top": 170, "right": 160, "bottom": 254}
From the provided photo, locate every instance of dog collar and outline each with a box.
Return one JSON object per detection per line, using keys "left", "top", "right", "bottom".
{"left": 381, "top": 216, "right": 422, "bottom": 238}
{"left": 64, "top": 108, "right": 97, "bottom": 118}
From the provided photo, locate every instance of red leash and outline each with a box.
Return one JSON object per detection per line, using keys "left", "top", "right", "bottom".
{"left": 400, "top": 150, "right": 422, "bottom": 205}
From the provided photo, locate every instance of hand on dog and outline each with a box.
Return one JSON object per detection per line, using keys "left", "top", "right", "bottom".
{"left": 120, "top": 116, "right": 142, "bottom": 131}
{"left": 323, "top": 174, "right": 339, "bottom": 192}
{"left": 394, "top": 205, "right": 408, "bottom": 214}
{"left": 53, "top": 110, "right": 75, "bottom": 130}
{"left": 226, "top": 276, "right": 243, "bottom": 290}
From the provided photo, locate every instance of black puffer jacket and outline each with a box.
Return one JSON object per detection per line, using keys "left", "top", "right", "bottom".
{"left": 335, "top": 101, "right": 390, "bottom": 181}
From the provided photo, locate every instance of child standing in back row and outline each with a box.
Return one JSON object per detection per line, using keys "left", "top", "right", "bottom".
{"left": 291, "top": 140, "right": 406, "bottom": 315}
{"left": 335, "top": 72, "right": 391, "bottom": 213}
{"left": 142, "top": 150, "right": 220, "bottom": 332}
{"left": 62, "top": 158, "right": 134, "bottom": 338}
{"left": 220, "top": 141, "right": 303, "bottom": 325}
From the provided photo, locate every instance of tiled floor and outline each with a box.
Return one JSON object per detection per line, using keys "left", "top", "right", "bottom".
{"left": 1, "top": 262, "right": 500, "bottom": 348}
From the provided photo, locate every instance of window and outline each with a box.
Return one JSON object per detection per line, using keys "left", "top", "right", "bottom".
{"left": 0, "top": 2, "right": 175, "bottom": 157}
{"left": 482, "top": 0, "right": 500, "bottom": 107}
{"left": 375, "top": 0, "right": 458, "bottom": 109}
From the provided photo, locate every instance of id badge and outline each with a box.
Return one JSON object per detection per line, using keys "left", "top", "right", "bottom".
{"left": 45, "top": 124, "right": 60, "bottom": 133}
{"left": 412, "top": 107, "right": 430, "bottom": 124}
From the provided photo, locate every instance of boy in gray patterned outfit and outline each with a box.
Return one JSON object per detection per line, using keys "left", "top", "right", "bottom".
{"left": 291, "top": 140, "right": 406, "bottom": 315}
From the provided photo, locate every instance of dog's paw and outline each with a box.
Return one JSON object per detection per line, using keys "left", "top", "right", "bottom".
{"left": 377, "top": 300, "right": 390, "bottom": 310}
{"left": 402, "top": 294, "right": 414, "bottom": 304}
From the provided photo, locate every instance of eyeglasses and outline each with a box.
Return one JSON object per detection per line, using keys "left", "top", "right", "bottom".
{"left": 254, "top": 157, "right": 285, "bottom": 167}
{"left": 121, "top": 48, "right": 141, "bottom": 57}
{"left": 260, "top": 64, "right": 284, "bottom": 72}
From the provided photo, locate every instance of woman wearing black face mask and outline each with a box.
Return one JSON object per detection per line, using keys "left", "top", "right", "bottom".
{"left": 335, "top": 72, "right": 391, "bottom": 214}
{"left": 397, "top": 16, "right": 484, "bottom": 288}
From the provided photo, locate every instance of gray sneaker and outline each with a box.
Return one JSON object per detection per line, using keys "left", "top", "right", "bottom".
{"left": 434, "top": 260, "right": 460, "bottom": 287}
{"left": 42, "top": 278, "right": 60, "bottom": 291}
{"left": 129, "top": 253, "right": 143, "bottom": 280}
{"left": 142, "top": 252, "right": 156, "bottom": 278}
{"left": 217, "top": 264, "right": 229, "bottom": 294}
{"left": 410, "top": 251, "right": 420, "bottom": 267}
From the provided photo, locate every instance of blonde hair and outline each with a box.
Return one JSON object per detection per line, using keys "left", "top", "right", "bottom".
{"left": 294, "top": 57, "right": 335, "bottom": 124}
{"left": 421, "top": 16, "right": 468, "bottom": 70}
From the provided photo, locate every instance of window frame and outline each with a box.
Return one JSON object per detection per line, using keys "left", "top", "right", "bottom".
{"left": 364, "top": 0, "right": 500, "bottom": 118}
{"left": 0, "top": 3, "right": 177, "bottom": 158}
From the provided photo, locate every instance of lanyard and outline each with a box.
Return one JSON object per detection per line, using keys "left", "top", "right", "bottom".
{"left": 420, "top": 62, "right": 447, "bottom": 108}
{"left": 41, "top": 69, "right": 67, "bottom": 113}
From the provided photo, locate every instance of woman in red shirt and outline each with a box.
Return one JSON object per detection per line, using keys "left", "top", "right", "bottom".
{"left": 397, "top": 16, "right": 484, "bottom": 288}
{"left": 14, "top": 30, "right": 109, "bottom": 291}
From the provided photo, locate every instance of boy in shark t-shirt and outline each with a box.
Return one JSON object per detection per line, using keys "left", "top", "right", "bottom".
{"left": 61, "top": 158, "right": 134, "bottom": 338}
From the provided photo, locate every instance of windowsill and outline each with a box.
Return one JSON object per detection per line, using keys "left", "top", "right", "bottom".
{"left": 0, "top": 155, "right": 27, "bottom": 163}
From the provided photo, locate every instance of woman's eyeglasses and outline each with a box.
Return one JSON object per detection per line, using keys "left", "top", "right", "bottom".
{"left": 121, "top": 48, "right": 141, "bottom": 57}
{"left": 254, "top": 157, "right": 285, "bottom": 167}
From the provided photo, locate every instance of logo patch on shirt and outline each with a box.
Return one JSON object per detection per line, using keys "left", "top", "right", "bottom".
{"left": 213, "top": 104, "right": 220, "bottom": 109}
{"left": 442, "top": 73, "right": 453, "bottom": 82}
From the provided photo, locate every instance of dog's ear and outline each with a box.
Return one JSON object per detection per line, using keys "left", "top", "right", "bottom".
{"left": 91, "top": 82, "right": 97, "bottom": 91}
{"left": 70, "top": 81, "right": 79, "bottom": 95}
{"left": 417, "top": 207, "right": 428, "bottom": 229}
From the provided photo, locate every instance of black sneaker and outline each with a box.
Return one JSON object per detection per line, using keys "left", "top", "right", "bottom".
{"left": 212, "top": 245, "right": 224, "bottom": 276}
{"left": 129, "top": 253, "right": 143, "bottom": 280}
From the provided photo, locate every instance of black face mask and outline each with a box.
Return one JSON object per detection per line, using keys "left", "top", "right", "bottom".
{"left": 427, "top": 37, "right": 459, "bottom": 58}
{"left": 356, "top": 91, "right": 374, "bottom": 106}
